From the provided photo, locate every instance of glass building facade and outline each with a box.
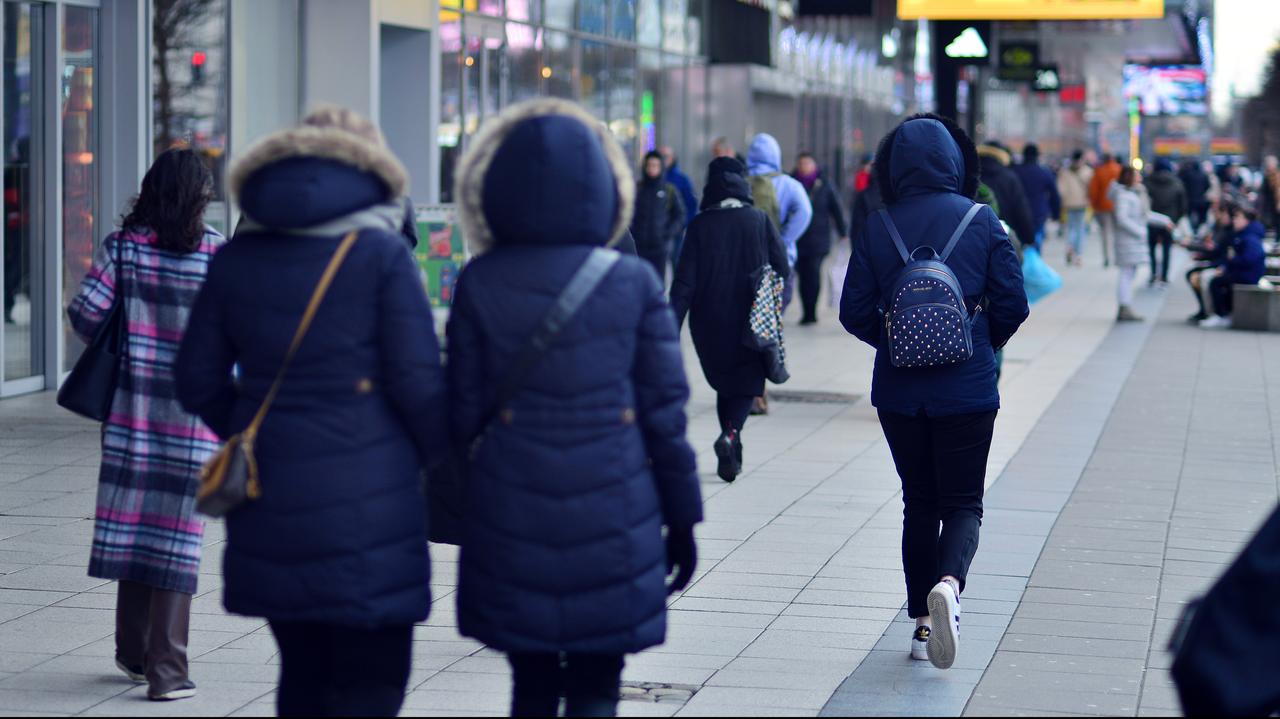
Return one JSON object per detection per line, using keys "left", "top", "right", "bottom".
{"left": 437, "top": 0, "right": 706, "bottom": 201}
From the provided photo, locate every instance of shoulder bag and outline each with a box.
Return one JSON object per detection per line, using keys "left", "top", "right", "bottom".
{"left": 427, "top": 247, "right": 621, "bottom": 544}
{"left": 58, "top": 237, "right": 127, "bottom": 421}
{"left": 196, "top": 231, "right": 359, "bottom": 517}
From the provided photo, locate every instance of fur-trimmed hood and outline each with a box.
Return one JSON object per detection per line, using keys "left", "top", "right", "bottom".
{"left": 874, "top": 114, "right": 980, "bottom": 204}
{"left": 976, "top": 143, "right": 1012, "bottom": 167}
{"left": 228, "top": 125, "right": 410, "bottom": 231}
{"left": 454, "top": 98, "right": 635, "bottom": 254}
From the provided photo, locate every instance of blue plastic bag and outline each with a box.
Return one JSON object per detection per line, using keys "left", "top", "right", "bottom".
{"left": 1021, "top": 246, "right": 1062, "bottom": 305}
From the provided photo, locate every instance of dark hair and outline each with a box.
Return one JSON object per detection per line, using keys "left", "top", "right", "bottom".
{"left": 1118, "top": 166, "right": 1137, "bottom": 186}
{"left": 1023, "top": 143, "right": 1039, "bottom": 162}
{"left": 796, "top": 151, "right": 815, "bottom": 161}
{"left": 1101, "top": 153, "right": 1113, "bottom": 163}
{"left": 1231, "top": 204, "right": 1258, "bottom": 221}
{"left": 1071, "top": 149, "right": 1084, "bottom": 162}
{"left": 122, "top": 148, "right": 213, "bottom": 253}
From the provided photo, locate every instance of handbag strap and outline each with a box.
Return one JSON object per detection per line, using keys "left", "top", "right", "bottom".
{"left": 245, "top": 231, "right": 359, "bottom": 437}
{"left": 479, "top": 248, "right": 621, "bottom": 439}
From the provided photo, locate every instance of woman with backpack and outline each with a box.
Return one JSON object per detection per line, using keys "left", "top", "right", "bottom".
{"left": 447, "top": 99, "right": 703, "bottom": 718}
{"left": 670, "top": 157, "right": 789, "bottom": 483}
{"left": 840, "top": 114, "right": 1029, "bottom": 670}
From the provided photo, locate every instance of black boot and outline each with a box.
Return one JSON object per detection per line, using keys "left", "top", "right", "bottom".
{"left": 115, "top": 581, "right": 150, "bottom": 683}
{"left": 714, "top": 431, "right": 742, "bottom": 482}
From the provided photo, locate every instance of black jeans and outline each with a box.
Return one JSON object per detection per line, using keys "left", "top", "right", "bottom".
{"left": 795, "top": 247, "right": 828, "bottom": 322}
{"left": 1148, "top": 225, "right": 1173, "bottom": 282}
{"left": 269, "top": 621, "right": 413, "bottom": 717}
{"left": 1210, "top": 274, "right": 1234, "bottom": 317}
{"left": 639, "top": 247, "right": 668, "bottom": 286}
{"left": 878, "top": 409, "right": 997, "bottom": 618}
{"left": 509, "top": 652, "right": 625, "bottom": 717}
{"left": 716, "top": 394, "right": 754, "bottom": 433}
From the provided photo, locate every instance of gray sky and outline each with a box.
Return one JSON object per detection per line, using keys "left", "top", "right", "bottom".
{"left": 1213, "top": 0, "right": 1280, "bottom": 121}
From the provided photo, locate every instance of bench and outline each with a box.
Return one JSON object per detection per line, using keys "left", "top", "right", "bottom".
{"left": 1232, "top": 282, "right": 1280, "bottom": 332}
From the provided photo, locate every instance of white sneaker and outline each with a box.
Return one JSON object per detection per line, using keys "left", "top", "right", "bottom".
{"left": 911, "top": 626, "right": 931, "bottom": 661}
{"left": 927, "top": 581, "right": 960, "bottom": 669}
{"left": 1198, "top": 315, "right": 1231, "bottom": 329}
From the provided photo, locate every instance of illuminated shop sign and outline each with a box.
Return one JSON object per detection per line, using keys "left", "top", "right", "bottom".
{"left": 899, "top": 0, "right": 1164, "bottom": 20}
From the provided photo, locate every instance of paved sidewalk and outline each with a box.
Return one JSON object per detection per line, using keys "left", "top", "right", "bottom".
{"left": 0, "top": 242, "right": 1276, "bottom": 717}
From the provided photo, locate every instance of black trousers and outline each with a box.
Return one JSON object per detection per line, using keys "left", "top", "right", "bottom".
{"left": 269, "top": 621, "right": 413, "bottom": 717}
{"left": 639, "top": 248, "right": 668, "bottom": 286}
{"left": 795, "top": 247, "right": 828, "bottom": 322}
{"left": 1148, "top": 225, "right": 1173, "bottom": 282}
{"left": 1186, "top": 265, "right": 1216, "bottom": 316}
{"left": 878, "top": 409, "right": 997, "bottom": 618}
{"left": 716, "top": 394, "right": 754, "bottom": 433}
{"left": 509, "top": 652, "right": 625, "bottom": 717}
{"left": 1210, "top": 274, "right": 1234, "bottom": 317}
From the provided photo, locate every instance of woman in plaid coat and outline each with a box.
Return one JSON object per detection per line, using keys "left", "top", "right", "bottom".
{"left": 66, "top": 149, "right": 221, "bottom": 702}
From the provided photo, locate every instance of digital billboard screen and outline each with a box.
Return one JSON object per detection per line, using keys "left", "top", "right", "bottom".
{"left": 1122, "top": 65, "right": 1208, "bottom": 117}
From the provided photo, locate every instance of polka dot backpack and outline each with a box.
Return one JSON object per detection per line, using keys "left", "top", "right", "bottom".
{"left": 877, "top": 204, "right": 984, "bottom": 369}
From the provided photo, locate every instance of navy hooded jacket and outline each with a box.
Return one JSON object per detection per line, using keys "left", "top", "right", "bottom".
{"left": 447, "top": 99, "right": 702, "bottom": 654}
{"left": 175, "top": 124, "right": 444, "bottom": 628}
{"left": 840, "top": 116, "right": 1029, "bottom": 417}
{"left": 1225, "top": 220, "right": 1267, "bottom": 285}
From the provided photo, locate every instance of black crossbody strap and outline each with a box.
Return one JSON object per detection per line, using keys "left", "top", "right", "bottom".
{"left": 482, "top": 248, "right": 622, "bottom": 436}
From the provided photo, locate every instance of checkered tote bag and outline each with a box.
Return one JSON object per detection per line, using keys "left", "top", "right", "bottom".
{"left": 744, "top": 264, "right": 790, "bottom": 384}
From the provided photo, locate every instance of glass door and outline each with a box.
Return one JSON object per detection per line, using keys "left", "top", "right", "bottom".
{"left": 2, "top": 1, "right": 45, "bottom": 392}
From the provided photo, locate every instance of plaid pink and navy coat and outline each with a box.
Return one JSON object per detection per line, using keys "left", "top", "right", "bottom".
{"left": 67, "top": 228, "right": 222, "bottom": 594}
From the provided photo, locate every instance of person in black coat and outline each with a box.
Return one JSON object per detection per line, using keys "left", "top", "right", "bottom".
{"left": 631, "top": 150, "right": 686, "bottom": 284}
{"left": 670, "top": 157, "right": 789, "bottom": 482}
{"left": 1178, "top": 159, "right": 1211, "bottom": 230}
{"left": 840, "top": 114, "right": 1029, "bottom": 671}
{"left": 792, "top": 152, "right": 849, "bottom": 325}
{"left": 175, "top": 106, "right": 446, "bottom": 717}
{"left": 448, "top": 99, "right": 702, "bottom": 718}
{"left": 976, "top": 141, "right": 1036, "bottom": 248}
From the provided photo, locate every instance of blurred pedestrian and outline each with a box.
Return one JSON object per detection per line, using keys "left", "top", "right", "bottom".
{"left": 448, "top": 99, "right": 702, "bottom": 718}
{"left": 1179, "top": 158, "right": 1211, "bottom": 230}
{"left": 853, "top": 153, "right": 874, "bottom": 194}
{"left": 671, "top": 157, "right": 789, "bottom": 482}
{"left": 976, "top": 141, "right": 1035, "bottom": 249}
{"left": 840, "top": 114, "right": 1029, "bottom": 671}
{"left": 1011, "top": 143, "right": 1061, "bottom": 250}
{"left": 67, "top": 148, "right": 221, "bottom": 702}
{"left": 1110, "top": 166, "right": 1172, "bottom": 322}
{"left": 176, "top": 106, "right": 446, "bottom": 717}
{"left": 1184, "top": 200, "right": 1234, "bottom": 324}
{"left": 792, "top": 152, "right": 848, "bottom": 325}
{"left": 1090, "top": 153, "right": 1124, "bottom": 267}
{"left": 1057, "top": 150, "right": 1093, "bottom": 265}
{"left": 747, "top": 132, "right": 814, "bottom": 290}
{"left": 1144, "top": 158, "right": 1188, "bottom": 286}
{"left": 660, "top": 145, "right": 699, "bottom": 271}
{"left": 1200, "top": 205, "right": 1267, "bottom": 329}
{"left": 1260, "top": 155, "right": 1280, "bottom": 234}
{"left": 631, "top": 150, "right": 686, "bottom": 284}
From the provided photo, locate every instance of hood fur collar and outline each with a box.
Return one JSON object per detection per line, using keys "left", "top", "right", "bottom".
{"left": 228, "top": 125, "right": 410, "bottom": 203}
{"left": 454, "top": 98, "right": 635, "bottom": 255}
{"left": 977, "top": 144, "right": 1012, "bottom": 167}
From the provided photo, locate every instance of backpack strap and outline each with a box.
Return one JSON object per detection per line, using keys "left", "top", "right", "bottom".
{"left": 877, "top": 209, "right": 911, "bottom": 265}
{"left": 940, "top": 203, "right": 985, "bottom": 263}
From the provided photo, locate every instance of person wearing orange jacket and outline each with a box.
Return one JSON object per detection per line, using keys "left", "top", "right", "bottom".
{"left": 1089, "top": 153, "right": 1124, "bottom": 267}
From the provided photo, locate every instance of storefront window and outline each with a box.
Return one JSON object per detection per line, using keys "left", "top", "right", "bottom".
{"left": 506, "top": 23, "right": 543, "bottom": 104}
{"left": 63, "top": 6, "right": 98, "bottom": 372}
{"left": 608, "top": 46, "right": 637, "bottom": 162}
{"left": 152, "top": 0, "right": 228, "bottom": 230}
{"left": 662, "top": 0, "right": 687, "bottom": 53}
{"left": 507, "top": 0, "right": 540, "bottom": 25}
{"left": 637, "top": 0, "right": 661, "bottom": 48}
{"left": 545, "top": 0, "right": 573, "bottom": 29}
{"left": 543, "top": 30, "right": 574, "bottom": 98}
{"left": 3, "top": 3, "right": 43, "bottom": 383}
{"left": 439, "top": 9, "right": 463, "bottom": 202}
{"left": 611, "top": 0, "right": 636, "bottom": 41}
{"left": 579, "top": 1, "right": 606, "bottom": 36}
{"left": 477, "top": 0, "right": 503, "bottom": 16}
{"left": 580, "top": 39, "right": 607, "bottom": 120}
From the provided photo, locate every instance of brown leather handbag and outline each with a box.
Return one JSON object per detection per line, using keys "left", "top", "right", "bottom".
{"left": 196, "top": 231, "right": 359, "bottom": 517}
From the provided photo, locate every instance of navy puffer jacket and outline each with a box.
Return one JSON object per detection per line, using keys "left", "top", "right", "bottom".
{"left": 176, "top": 122, "right": 444, "bottom": 627}
{"left": 448, "top": 99, "right": 702, "bottom": 654}
{"left": 841, "top": 115, "right": 1029, "bottom": 417}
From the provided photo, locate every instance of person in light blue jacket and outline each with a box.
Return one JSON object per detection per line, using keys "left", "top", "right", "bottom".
{"left": 747, "top": 133, "right": 813, "bottom": 273}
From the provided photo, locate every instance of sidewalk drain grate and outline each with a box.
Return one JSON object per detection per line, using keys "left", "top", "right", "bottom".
{"left": 769, "top": 390, "right": 862, "bottom": 404}
{"left": 619, "top": 682, "right": 699, "bottom": 704}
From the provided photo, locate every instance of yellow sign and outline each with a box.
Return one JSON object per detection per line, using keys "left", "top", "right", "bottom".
{"left": 899, "top": 0, "right": 1164, "bottom": 20}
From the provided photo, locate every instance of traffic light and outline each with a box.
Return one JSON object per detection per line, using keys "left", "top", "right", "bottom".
{"left": 191, "top": 50, "right": 207, "bottom": 85}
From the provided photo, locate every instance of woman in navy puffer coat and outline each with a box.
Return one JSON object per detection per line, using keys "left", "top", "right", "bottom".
{"left": 175, "top": 107, "right": 445, "bottom": 717}
{"left": 840, "top": 114, "right": 1028, "bottom": 672}
{"left": 448, "top": 98, "right": 703, "bottom": 718}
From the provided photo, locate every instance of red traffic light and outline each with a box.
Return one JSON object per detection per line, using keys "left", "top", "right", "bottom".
{"left": 191, "top": 50, "right": 207, "bottom": 67}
